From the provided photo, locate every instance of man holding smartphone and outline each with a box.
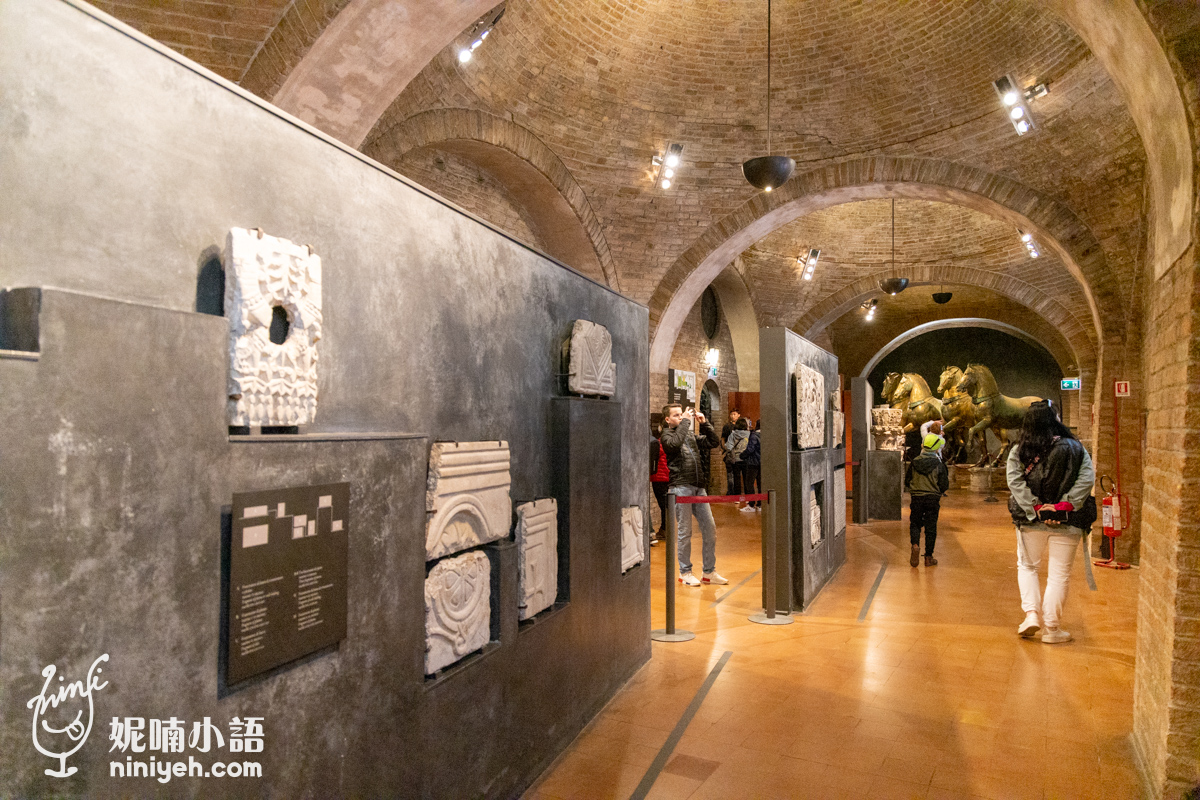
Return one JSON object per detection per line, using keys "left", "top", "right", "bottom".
{"left": 660, "top": 403, "right": 728, "bottom": 586}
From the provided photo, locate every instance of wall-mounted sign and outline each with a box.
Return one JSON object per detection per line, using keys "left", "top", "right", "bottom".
{"left": 1115, "top": 381, "right": 1131, "bottom": 397}
{"left": 668, "top": 368, "right": 696, "bottom": 407}
{"left": 226, "top": 483, "right": 350, "bottom": 686}
{"left": 1061, "top": 378, "right": 1081, "bottom": 391}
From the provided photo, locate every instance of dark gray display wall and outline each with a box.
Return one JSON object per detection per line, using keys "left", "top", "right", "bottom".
{"left": 0, "top": 1, "right": 649, "bottom": 797}
{"left": 868, "top": 327, "right": 1063, "bottom": 407}
{"left": 759, "top": 328, "right": 845, "bottom": 613}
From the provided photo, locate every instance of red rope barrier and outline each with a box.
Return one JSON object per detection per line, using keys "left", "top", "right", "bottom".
{"left": 673, "top": 494, "right": 767, "bottom": 504}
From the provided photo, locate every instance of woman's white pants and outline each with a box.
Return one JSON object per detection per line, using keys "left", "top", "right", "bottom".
{"left": 1016, "top": 524, "right": 1082, "bottom": 628}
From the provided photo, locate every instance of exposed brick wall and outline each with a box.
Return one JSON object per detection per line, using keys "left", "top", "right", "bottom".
{"left": 395, "top": 146, "right": 544, "bottom": 250}
{"left": 91, "top": 0, "right": 292, "bottom": 83}
{"left": 1133, "top": 6, "right": 1200, "bottom": 796}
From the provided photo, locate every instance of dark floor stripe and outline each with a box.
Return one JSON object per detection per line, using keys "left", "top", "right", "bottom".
{"left": 857, "top": 562, "right": 888, "bottom": 621}
{"left": 707, "top": 570, "right": 760, "bottom": 608}
{"left": 628, "top": 650, "right": 733, "bottom": 800}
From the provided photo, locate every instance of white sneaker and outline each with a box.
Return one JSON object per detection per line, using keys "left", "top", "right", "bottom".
{"left": 740, "top": 505, "right": 755, "bottom": 513}
{"left": 702, "top": 571, "right": 729, "bottom": 585}
{"left": 679, "top": 572, "right": 701, "bottom": 587}
{"left": 1042, "top": 627, "right": 1072, "bottom": 644}
{"left": 1018, "top": 613, "right": 1041, "bottom": 639}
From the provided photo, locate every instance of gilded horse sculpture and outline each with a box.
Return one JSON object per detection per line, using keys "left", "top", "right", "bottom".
{"left": 885, "top": 373, "right": 943, "bottom": 433}
{"left": 881, "top": 372, "right": 907, "bottom": 410}
{"left": 937, "top": 366, "right": 983, "bottom": 463}
{"left": 955, "top": 364, "right": 1042, "bottom": 466}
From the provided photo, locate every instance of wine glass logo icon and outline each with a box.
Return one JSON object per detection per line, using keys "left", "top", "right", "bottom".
{"left": 26, "top": 654, "right": 109, "bottom": 778}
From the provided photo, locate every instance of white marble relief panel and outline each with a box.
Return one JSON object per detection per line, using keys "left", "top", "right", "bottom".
{"left": 834, "top": 469, "right": 846, "bottom": 535}
{"left": 621, "top": 505, "right": 644, "bottom": 573}
{"left": 810, "top": 489, "right": 823, "bottom": 546}
{"left": 426, "top": 441, "right": 512, "bottom": 561}
{"left": 795, "top": 364, "right": 825, "bottom": 449}
{"left": 871, "top": 407, "right": 905, "bottom": 452}
{"left": 425, "top": 550, "right": 491, "bottom": 674}
{"left": 566, "top": 320, "right": 617, "bottom": 397}
{"left": 516, "top": 498, "right": 558, "bottom": 620}
{"left": 832, "top": 411, "right": 845, "bottom": 448}
{"left": 225, "top": 227, "right": 322, "bottom": 427}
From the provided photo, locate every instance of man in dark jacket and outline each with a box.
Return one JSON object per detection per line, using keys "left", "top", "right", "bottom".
{"left": 660, "top": 403, "right": 727, "bottom": 586}
{"left": 907, "top": 433, "right": 950, "bottom": 567}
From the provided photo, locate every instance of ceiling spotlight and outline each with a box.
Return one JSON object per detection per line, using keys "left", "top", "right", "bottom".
{"left": 653, "top": 143, "right": 684, "bottom": 190}
{"left": 994, "top": 74, "right": 1036, "bottom": 136}
{"left": 458, "top": 49, "right": 472, "bottom": 63}
{"left": 862, "top": 299, "right": 878, "bottom": 321}
{"left": 879, "top": 277, "right": 909, "bottom": 295}
{"left": 457, "top": 8, "right": 503, "bottom": 67}
{"left": 1018, "top": 230, "right": 1040, "bottom": 258}
{"left": 932, "top": 292, "right": 953, "bottom": 304}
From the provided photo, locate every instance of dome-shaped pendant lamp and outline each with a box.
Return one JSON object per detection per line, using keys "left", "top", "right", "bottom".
{"left": 742, "top": 0, "right": 794, "bottom": 192}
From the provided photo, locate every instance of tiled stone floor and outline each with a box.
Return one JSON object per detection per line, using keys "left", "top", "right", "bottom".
{"left": 523, "top": 491, "right": 1141, "bottom": 800}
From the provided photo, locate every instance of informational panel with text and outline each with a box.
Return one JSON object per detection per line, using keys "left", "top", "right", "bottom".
{"left": 226, "top": 483, "right": 350, "bottom": 685}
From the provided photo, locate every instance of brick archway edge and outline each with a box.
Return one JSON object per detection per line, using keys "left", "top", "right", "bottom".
{"left": 647, "top": 157, "right": 1114, "bottom": 375}
{"left": 797, "top": 267, "right": 1096, "bottom": 371}
{"left": 370, "top": 108, "right": 619, "bottom": 290}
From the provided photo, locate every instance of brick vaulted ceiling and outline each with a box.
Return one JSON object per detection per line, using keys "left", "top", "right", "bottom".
{"left": 98, "top": 0, "right": 1148, "bottom": 359}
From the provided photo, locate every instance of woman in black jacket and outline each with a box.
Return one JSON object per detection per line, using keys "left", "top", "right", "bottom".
{"left": 1005, "top": 400, "right": 1096, "bottom": 644}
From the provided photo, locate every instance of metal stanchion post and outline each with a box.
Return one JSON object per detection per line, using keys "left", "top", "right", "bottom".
{"left": 984, "top": 464, "right": 999, "bottom": 503}
{"left": 750, "top": 489, "right": 792, "bottom": 625}
{"left": 652, "top": 493, "right": 694, "bottom": 642}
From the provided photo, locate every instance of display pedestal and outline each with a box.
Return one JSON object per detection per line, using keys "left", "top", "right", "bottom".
{"left": 866, "top": 450, "right": 904, "bottom": 521}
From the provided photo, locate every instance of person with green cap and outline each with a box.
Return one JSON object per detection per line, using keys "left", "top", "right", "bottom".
{"left": 908, "top": 433, "right": 950, "bottom": 567}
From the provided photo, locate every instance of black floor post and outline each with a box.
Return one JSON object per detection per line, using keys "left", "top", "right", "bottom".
{"left": 651, "top": 494, "right": 694, "bottom": 642}
{"left": 750, "top": 489, "right": 792, "bottom": 625}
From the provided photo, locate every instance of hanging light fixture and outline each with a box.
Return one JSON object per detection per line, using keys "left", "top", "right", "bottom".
{"left": 742, "top": 0, "right": 794, "bottom": 192}
{"left": 878, "top": 198, "right": 910, "bottom": 295}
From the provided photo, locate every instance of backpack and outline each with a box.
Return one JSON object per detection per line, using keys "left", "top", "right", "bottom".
{"left": 724, "top": 434, "right": 748, "bottom": 466}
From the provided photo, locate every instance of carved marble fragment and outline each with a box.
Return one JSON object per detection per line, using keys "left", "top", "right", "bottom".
{"left": 621, "top": 505, "right": 644, "bottom": 572}
{"left": 871, "top": 407, "right": 905, "bottom": 451}
{"left": 834, "top": 469, "right": 847, "bottom": 535}
{"left": 832, "top": 411, "right": 846, "bottom": 448}
{"left": 425, "top": 550, "right": 491, "bottom": 674}
{"left": 225, "top": 227, "right": 322, "bottom": 426}
{"left": 565, "top": 320, "right": 617, "bottom": 396}
{"left": 795, "top": 364, "right": 825, "bottom": 449}
{"left": 426, "top": 441, "right": 512, "bottom": 561}
{"left": 516, "top": 498, "right": 558, "bottom": 620}
{"left": 810, "top": 489, "right": 823, "bottom": 546}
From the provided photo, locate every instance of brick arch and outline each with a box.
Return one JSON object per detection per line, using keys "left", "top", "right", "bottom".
{"left": 795, "top": 266, "right": 1096, "bottom": 369}
{"left": 366, "top": 108, "right": 618, "bottom": 289}
{"left": 648, "top": 157, "right": 1114, "bottom": 375}
{"left": 860, "top": 318, "right": 1075, "bottom": 379}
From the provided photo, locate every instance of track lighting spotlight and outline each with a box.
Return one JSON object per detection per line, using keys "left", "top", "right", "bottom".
{"left": 994, "top": 75, "right": 1037, "bottom": 136}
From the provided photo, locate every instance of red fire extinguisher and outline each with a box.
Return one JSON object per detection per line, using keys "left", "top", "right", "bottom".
{"left": 1094, "top": 475, "right": 1130, "bottom": 570}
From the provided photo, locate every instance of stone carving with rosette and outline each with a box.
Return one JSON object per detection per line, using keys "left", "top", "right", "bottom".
{"left": 425, "top": 550, "right": 491, "bottom": 674}
{"left": 564, "top": 320, "right": 617, "bottom": 397}
{"left": 621, "top": 506, "right": 644, "bottom": 572}
{"left": 225, "top": 227, "right": 322, "bottom": 426}
{"left": 516, "top": 498, "right": 558, "bottom": 620}
{"left": 425, "top": 441, "right": 512, "bottom": 561}
{"left": 795, "top": 364, "right": 825, "bottom": 449}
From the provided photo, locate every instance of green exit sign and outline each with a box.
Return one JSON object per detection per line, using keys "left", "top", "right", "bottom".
{"left": 1061, "top": 378, "right": 1081, "bottom": 390}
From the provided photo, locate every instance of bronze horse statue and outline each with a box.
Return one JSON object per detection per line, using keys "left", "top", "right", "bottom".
{"left": 955, "top": 364, "right": 1042, "bottom": 466}
{"left": 882, "top": 372, "right": 943, "bottom": 433}
{"left": 937, "top": 366, "right": 984, "bottom": 463}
